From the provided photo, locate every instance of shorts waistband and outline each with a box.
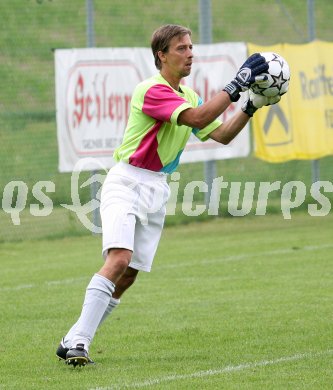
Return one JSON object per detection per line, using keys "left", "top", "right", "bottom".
{"left": 114, "top": 161, "right": 167, "bottom": 181}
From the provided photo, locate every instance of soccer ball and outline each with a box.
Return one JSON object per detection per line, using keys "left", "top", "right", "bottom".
{"left": 250, "top": 52, "right": 290, "bottom": 97}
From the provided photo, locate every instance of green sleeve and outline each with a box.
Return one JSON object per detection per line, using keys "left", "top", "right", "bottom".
{"left": 193, "top": 118, "right": 222, "bottom": 141}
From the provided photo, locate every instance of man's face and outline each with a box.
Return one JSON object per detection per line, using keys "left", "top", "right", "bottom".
{"left": 160, "top": 34, "right": 193, "bottom": 79}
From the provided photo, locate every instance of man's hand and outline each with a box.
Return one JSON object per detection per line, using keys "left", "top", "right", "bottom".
{"left": 242, "top": 90, "right": 281, "bottom": 117}
{"left": 223, "top": 53, "right": 269, "bottom": 102}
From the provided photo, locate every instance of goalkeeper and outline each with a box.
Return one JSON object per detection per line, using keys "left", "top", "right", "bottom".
{"left": 56, "top": 24, "right": 280, "bottom": 367}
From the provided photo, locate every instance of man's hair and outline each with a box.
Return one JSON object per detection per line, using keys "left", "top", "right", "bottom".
{"left": 151, "top": 24, "right": 192, "bottom": 70}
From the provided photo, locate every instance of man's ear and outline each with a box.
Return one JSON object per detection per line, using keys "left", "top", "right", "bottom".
{"left": 158, "top": 50, "right": 166, "bottom": 64}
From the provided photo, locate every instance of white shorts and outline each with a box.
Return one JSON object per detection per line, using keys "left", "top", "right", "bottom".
{"left": 100, "top": 162, "right": 170, "bottom": 272}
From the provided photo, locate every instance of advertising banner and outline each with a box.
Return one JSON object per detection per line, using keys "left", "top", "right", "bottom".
{"left": 249, "top": 41, "right": 333, "bottom": 162}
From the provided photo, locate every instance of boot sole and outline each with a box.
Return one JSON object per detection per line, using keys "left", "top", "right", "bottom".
{"left": 66, "top": 356, "right": 88, "bottom": 367}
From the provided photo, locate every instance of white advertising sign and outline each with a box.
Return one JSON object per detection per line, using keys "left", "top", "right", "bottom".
{"left": 55, "top": 43, "right": 249, "bottom": 172}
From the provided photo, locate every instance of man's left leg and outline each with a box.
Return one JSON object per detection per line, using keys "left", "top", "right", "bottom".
{"left": 57, "top": 266, "right": 139, "bottom": 364}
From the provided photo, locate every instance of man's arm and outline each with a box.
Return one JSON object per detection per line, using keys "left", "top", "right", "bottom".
{"left": 178, "top": 53, "right": 269, "bottom": 129}
{"left": 177, "top": 90, "right": 232, "bottom": 129}
{"left": 207, "top": 110, "right": 250, "bottom": 145}
{"left": 207, "top": 91, "right": 282, "bottom": 145}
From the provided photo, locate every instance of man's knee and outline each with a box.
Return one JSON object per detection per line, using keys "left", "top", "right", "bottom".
{"left": 99, "top": 248, "right": 132, "bottom": 282}
{"left": 107, "top": 248, "right": 132, "bottom": 268}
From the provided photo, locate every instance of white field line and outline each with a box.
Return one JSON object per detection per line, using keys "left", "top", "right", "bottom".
{"left": 155, "top": 242, "right": 333, "bottom": 270}
{"left": 0, "top": 276, "right": 88, "bottom": 292}
{"left": 90, "top": 349, "right": 333, "bottom": 390}
{"left": 1, "top": 242, "right": 332, "bottom": 293}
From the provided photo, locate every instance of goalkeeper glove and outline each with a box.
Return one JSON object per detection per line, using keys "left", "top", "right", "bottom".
{"left": 242, "top": 90, "right": 281, "bottom": 117}
{"left": 223, "top": 53, "right": 269, "bottom": 102}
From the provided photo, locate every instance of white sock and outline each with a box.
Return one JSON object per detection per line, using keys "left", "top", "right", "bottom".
{"left": 63, "top": 297, "right": 120, "bottom": 349}
{"left": 68, "top": 273, "right": 115, "bottom": 351}
{"left": 63, "top": 297, "right": 120, "bottom": 350}
{"left": 99, "top": 296, "right": 120, "bottom": 326}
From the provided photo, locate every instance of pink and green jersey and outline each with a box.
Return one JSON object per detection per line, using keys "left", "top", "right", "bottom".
{"left": 113, "top": 73, "right": 222, "bottom": 173}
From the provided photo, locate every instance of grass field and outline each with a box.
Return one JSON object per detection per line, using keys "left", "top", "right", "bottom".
{"left": 1, "top": 212, "right": 332, "bottom": 389}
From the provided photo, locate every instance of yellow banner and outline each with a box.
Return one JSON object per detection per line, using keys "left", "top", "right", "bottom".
{"left": 248, "top": 41, "right": 333, "bottom": 162}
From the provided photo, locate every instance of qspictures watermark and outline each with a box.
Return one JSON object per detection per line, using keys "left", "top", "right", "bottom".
{"left": 1, "top": 159, "right": 333, "bottom": 233}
